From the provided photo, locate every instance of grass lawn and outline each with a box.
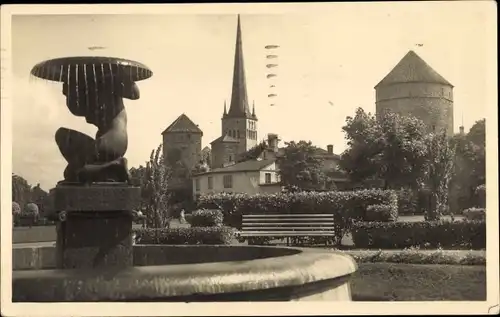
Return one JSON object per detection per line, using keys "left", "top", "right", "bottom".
{"left": 351, "top": 262, "right": 486, "bottom": 301}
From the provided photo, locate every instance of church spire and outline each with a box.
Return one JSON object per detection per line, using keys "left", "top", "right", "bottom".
{"left": 227, "top": 14, "right": 252, "bottom": 118}
{"left": 252, "top": 100, "right": 257, "bottom": 119}
{"left": 223, "top": 100, "right": 227, "bottom": 117}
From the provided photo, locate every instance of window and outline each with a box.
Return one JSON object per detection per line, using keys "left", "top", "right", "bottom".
{"left": 265, "top": 173, "right": 272, "bottom": 184}
{"left": 223, "top": 175, "right": 233, "bottom": 188}
{"left": 228, "top": 155, "right": 233, "bottom": 162}
{"left": 195, "top": 178, "right": 200, "bottom": 192}
{"left": 237, "top": 130, "right": 240, "bottom": 138}
{"left": 208, "top": 176, "right": 213, "bottom": 190}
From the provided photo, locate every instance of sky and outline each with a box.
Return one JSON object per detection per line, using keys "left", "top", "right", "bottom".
{"left": 9, "top": 2, "right": 495, "bottom": 190}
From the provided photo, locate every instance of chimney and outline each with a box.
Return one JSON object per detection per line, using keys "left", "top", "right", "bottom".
{"left": 327, "top": 144, "right": 334, "bottom": 154}
{"left": 267, "top": 133, "right": 279, "bottom": 152}
{"left": 459, "top": 126, "right": 465, "bottom": 135}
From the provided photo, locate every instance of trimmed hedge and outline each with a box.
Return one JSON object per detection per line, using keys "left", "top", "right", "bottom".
{"left": 335, "top": 249, "right": 486, "bottom": 266}
{"left": 189, "top": 209, "right": 223, "bottom": 227}
{"left": 134, "top": 226, "right": 235, "bottom": 245}
{"left": 463, "top": 208, "right": 485, "bottom": 221}
{"left": 197, "top": 189, "right": 399, "bottom": 228}
{"left": 365, "top": 204, "right": 396, "bottom": 222}
{"left": 351, "top": 220, "right": 486, "bottom": 250}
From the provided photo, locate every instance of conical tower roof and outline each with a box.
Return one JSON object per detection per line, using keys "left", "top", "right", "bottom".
{"left": 162, "top": 113, "right": 203, "bottom": 135}
{"left": 227, "top": 14, "right": 252, "bottom": 119}
{"left": 375, "top": 50, "right": 453, "bottom": 88}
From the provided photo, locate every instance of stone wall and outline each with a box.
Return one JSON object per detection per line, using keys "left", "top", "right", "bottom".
{"left": 376, "top": 82, "right": 454, "bottom": 135}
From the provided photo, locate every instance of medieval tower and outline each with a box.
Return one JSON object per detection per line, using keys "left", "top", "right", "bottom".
{"left": 211, "top": 15, "right": 258, "bottom": 168}
{"left": 161, "top": 113, "right": 203, "bottom": 173}
{"left": 375, "top": 50, "right": 454, "bottom": 135}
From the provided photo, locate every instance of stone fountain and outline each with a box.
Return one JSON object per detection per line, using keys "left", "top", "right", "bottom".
{"left": 12, "top": 56, "right": 357, "bottom": 302}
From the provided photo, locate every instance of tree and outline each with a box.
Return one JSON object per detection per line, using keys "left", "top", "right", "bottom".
{"left": 12, "top": 174, "right": 49, "bottom": 215}
{"left": 142, "top": 145, "right": 171, "bottom": 228}
{"left": 339, "top": 108, "right": 429, "bottom": 190}
{"left": 12, "top": 174, "right": 32, "bottom": 209}
{"left": 236, "top": 141, "right": 267, "bottom": 163}
{"left": 277, "top": 140, "right": 335, "bottom": 191}
{"left": 422, "top": 129, "right": 456, "bottom": 220}
{"left": 449, "top": 119, "right": 486, "bottom": 212}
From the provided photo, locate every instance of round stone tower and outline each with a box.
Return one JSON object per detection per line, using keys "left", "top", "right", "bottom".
{"left": 375, "top": 50, "right": 454, "bottom": 135}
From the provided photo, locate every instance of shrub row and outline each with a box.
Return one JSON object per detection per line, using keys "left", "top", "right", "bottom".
{"left": 335, "top": 249, "right": 486, "bottom": 266}
{"left": 189, "top": 209, "right": 223, "bottom": 227}
{"left": 351, "top": 220, "right": 486, "bottom": 250}
{"left": 134, "top": 226, "right": 235, "bottom": 245}
{"left": 197, "top": 189, "right": 399, "bottom": 228}
{"left": 463, "top": 208, "right": 486, "bottom": 221}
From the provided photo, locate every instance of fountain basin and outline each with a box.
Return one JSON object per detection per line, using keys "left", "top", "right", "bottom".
{"left": 13, "top": 245, "right": 357, "bottom": 302}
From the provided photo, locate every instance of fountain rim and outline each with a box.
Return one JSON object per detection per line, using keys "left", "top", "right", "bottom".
{"left": 30, "top": 56, "right": 153, "bottom": 82}
{"left": 12, "top": 245, "right": 358, "bottom": 301}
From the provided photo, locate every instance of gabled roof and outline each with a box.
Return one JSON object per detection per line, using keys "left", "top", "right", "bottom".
{"left": 195, "top": 159, "right": 276, "bottom": 175}
{"left": 375, "top": 50, "right": 453, "bottom": 88}
{"left": 210, "top": 134, "right": 239, "bottom": 145}
{"left": 162, "top": 113, "right": 203, "bottom": 135}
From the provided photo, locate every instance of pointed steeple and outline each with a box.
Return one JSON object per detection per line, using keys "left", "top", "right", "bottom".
{"left": 227, "top": 14, "right": 252, "bottom": 118}
{"left": 251, "top": 100, "right": 257, "bottom": 119}
{"left": 223, "top": 100, "right": 227, "bottom": 117}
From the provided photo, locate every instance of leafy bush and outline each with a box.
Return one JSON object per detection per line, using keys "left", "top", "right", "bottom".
{"left": 197, "top": 192, "right": 243, "bottom": 228}
{"left": 24, "top": 203, "right": 39, "bottom": 214}
{"left": 396, "top": 188, "right": 419, "bottom": 215}
{"left": 134, "top": 226, "right": 235, "bottom": 245}
{"left": 12, "top": 202, "right": 21, "bottom": 214}
{"left": 475, "top": 184, "right": 486, "bottom": 208}
{"left": 463, "top": 208, "right": 485, "bottom": 221}
{"left": 351, "top": 220, "right": 485, "bottom": 250}
{"left": 189, "top": 209, "right": 223, "bottom": 227}
{"left": 335, "top": 249, "right": 486, "bottom": 266}
{"left": 365, "top": 204, "right": 397, "bottom": 222}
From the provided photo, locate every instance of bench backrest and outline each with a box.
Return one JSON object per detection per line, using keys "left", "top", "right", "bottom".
{"left": 241, "top": 214, "right": 335, "bottom": 233}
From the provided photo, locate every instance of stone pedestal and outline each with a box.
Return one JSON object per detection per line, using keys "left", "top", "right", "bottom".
{"left": 53, "top": 183, "right": 140, "bottom": 269}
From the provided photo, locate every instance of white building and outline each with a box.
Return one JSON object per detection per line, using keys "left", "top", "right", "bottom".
{"left": 192, "top": 158, "right": 281, "bottom": 200}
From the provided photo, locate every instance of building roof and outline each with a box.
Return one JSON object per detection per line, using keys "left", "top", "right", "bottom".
{"left": 210, "top": 134, "right": 239, "bottom": 145}
{"left": 226, "top": 14, "right": 254, "bottom": 119}
{"left": 375, "top": 50, "right": 453, "bottom": 88}
{"left": 194, "top": 158, "right": 276, "bottom": 176}
{"left": 162, "top": 113, "right": 203, "bottom": 135}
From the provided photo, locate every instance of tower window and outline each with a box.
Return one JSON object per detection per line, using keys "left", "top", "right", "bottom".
{"left": 237, "top": 130, "right": 240, "bottom": 138}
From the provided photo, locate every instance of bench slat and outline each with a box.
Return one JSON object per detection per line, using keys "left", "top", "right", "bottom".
{"left": 242, "top": 226, "right": 336, "bottom": 230}
{"left": 240, "top": 232, "right": 336, "bottom": 236}
{"left": 242, "top": 218, "right": 333, "bottom": 222}
{"left": 242, "top": 223, "right": 334, "bottom": 226}
{"left": 243, "top": 214, "right": 332, "bottom": 217}
{"left": 242, "top": 219, "right": 334, "bottom": 224}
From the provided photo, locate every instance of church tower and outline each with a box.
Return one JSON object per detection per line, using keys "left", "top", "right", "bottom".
{"left": 221, "top": 14, "right": 258, "bottom": 154}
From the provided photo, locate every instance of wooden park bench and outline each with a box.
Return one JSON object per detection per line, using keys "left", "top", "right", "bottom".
{"left": 239, "top": 214, "right": 336, "bottom": 246}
